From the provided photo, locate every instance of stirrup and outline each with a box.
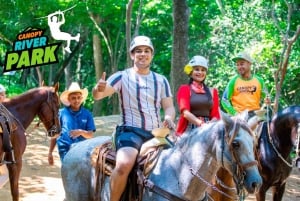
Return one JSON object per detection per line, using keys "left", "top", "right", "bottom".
{"left": 1, "top": 150, "right": 16, "bottom": 165}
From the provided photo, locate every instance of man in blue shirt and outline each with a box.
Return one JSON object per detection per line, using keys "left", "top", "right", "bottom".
{"left": 48, "top": 82, "right": 96, "bottom": 164}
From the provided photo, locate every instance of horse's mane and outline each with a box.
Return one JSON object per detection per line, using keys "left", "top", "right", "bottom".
{"left": 4, "top": 86, "right": 51, "bottom": 104}
{"left": 175, "top": 121, "right": 222, "bottom": 150}
{"left": 273, "top": 105, "right": 300, "bottom": 126}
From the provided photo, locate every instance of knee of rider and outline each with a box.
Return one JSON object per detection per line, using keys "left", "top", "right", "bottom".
{"left": 114, "top": 162, "right": 134, "bottom": 176}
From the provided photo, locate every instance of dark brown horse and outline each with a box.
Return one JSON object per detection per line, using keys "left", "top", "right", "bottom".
{"left": 207, "top": 105, "right": 300, "bottom": 201}
{"left": 0, "top": 84, "right": 61, "bottom": 201}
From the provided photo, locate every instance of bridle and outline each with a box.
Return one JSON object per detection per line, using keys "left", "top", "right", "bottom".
{"left": 37, "top": 89, "right": 61, "bottom": 137}
{"left": 141, "top": 119, "right": 257, "bottom": 201}
{"left": 221, "top": 118, "right": 257, "bottom": 200}
{"left": 265, "top": 105, "right": 299, "bottom": 168}
{"left": 190, "top": 119, "right": 257, "bottom": 201}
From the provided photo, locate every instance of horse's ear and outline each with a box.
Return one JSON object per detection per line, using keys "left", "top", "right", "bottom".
{"left": 54, "top": 82, "right": 59, "bottom": 92}
{"left": 248, "top": 116, "right": 260, "bottom": 131}
{"left": 221, "top": 111, "right": 233, "bottom": 130}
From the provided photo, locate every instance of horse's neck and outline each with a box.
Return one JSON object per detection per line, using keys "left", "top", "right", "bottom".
{"left": 272, "top": 129, "right": 294, "bottom": 156}
{"left": 180, "top": 153, "right": 219, "bottom": 200}
{"left": 262, "top": 121, "right": 293, "bottom": 158}
{"left": 177, "top": 133, "right": 219, "bottom": 200}
{"left": 3, "top": 95, "right": 42, "bottom": 129}
{"left": 149, "top": 129, "right": 219, "bottom": 201}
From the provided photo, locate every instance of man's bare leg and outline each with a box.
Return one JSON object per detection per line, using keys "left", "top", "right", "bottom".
{"left": 110, "top": 147, "right": 138, "bottom": 201}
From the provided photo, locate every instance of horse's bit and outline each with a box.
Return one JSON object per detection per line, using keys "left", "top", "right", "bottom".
{"left": 185, "top": 119, "right": 256, "bottom": 201}
{"left": 223, "top": 120, "right": 257, "bottom": 200}
{"left": 191, "top": 119, "right": 257, "bottom": 201}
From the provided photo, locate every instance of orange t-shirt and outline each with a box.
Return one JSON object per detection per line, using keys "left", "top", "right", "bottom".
{"left": 231, "top": 77, "right": 262, "bottom": 112}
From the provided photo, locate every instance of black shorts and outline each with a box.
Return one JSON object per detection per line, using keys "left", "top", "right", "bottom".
{"left": 115, "top": 126, "right": 153, "bottom": 151}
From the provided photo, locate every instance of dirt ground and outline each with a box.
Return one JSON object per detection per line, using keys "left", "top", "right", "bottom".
{"left": 0, "top": 115, "right": 299, "bottom": 201}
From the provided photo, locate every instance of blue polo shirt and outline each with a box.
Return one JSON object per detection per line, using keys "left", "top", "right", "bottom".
{"left": 57, "top": 106, "right": 96, "bottom": 145}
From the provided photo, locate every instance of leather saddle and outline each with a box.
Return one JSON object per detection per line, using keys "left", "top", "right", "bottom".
{"left": 0, "top": 104, "right": 18, "bottom": 164}
{"left": 90, "top": 128, "right": 174, "bottom": 201}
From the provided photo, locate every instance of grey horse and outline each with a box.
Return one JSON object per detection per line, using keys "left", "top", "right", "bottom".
{"left": 61, "top": 112, "right": 262, "bottom": 201}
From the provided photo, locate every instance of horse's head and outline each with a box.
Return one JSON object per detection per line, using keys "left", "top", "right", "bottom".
{"left": 37, "top": 83, "right": 61, "bottom": 137}
{"left": 221, "top": 111, "right": 262, "bottom": 194}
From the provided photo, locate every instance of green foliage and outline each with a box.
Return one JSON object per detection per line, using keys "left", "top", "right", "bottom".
{"left": 1, "top": 73, "right": 26, "bottom": 97}
{"left": 202, "top": 1, "right": 300, "bottom": 107}
{"left": 0, "top": 0, "right": 299, "bottom": 114}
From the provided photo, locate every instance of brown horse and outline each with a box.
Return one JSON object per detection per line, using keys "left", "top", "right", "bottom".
{"left": 207, "top": 105, "right": 300, "bottom": 201}
{"left": 0, "top": 83, "right": 61, "bottom": 201}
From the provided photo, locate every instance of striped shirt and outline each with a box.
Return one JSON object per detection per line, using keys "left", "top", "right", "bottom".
{"left": 107, "top": 68, "right": 173, "bottom": 131}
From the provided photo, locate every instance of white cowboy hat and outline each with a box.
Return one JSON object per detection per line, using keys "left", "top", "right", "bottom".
{"left": 60, "top": 82, "right": 88, "bottom": 106}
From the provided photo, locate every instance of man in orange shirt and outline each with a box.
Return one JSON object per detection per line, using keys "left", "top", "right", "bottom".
{"left": 221, "top": 51, "right": 270, "bottom": 117}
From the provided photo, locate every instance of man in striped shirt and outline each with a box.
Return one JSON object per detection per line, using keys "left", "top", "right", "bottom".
{"left": 93, "top": 35, "right": 175, "bottom": 201}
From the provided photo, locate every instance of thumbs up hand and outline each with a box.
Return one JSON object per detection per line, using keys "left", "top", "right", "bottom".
{"left": 96, "top": 72, "right": 107, "bottom": 92}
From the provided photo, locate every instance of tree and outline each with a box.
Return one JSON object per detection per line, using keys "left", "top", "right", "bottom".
{"left": 171, "top": 0, "right": 189, "bottom": 106}
{"left": 271, "top": 1, "right": 300, "bottom": 112}
{"left": 0, "top": 0, "right": 299, "bottom": 115}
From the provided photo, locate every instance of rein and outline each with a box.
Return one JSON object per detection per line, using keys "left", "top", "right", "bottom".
{"left": 190, "top": 168, "right": 239, "bottom": 201}
{"left": 296, "top": 123, "right": 300, "bottom": 160}
{"left": 296, "top": 123, "right": 300, "bottom": 168}
{"left": 266, "top": 123, "right": 293, "bottom": 168}
{"left": 139, "top": 120, "right": 257, "bottom": 201}
{"left": 264, "top": 104, "right": 295, "bottom": 168}
{"left": 187, "top": 120, "right": 256, "bottom": 201}
{"left": 221, "top": 119, "right": 256, "bottom": 201}
{"left": 265, "top": 108, "right": 294, "bottom": 168}
{"left": 140, "top": 171, "right": 189, "bottom": 201}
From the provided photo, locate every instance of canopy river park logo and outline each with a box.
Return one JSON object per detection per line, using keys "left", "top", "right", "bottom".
{"left": 4, "top": 27, "right": 61, "bottom": 73}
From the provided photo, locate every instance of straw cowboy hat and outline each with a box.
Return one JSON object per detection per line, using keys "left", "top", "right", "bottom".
{"left": 60, "top": 82, "right": 88, "bottom": 106}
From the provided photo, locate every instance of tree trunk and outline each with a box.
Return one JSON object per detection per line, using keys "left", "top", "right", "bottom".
{"left": 272, "top": 1, "right": 300, "bottom": 113}
{"left": 126, "top": 0, "right": 134, "bottom": 67}
{"left": 171, "top": 0, "right": 190, "bottom": 111}
{"left": 35, "top": 67, "right": 43, "bottom": 86}
{"left": 92, "top": 32, "right": 104, "bottom": 116}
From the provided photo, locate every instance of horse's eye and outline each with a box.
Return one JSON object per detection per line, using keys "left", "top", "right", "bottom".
{"left": 231, "top": 141, "right": 240, "bottom": 149}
